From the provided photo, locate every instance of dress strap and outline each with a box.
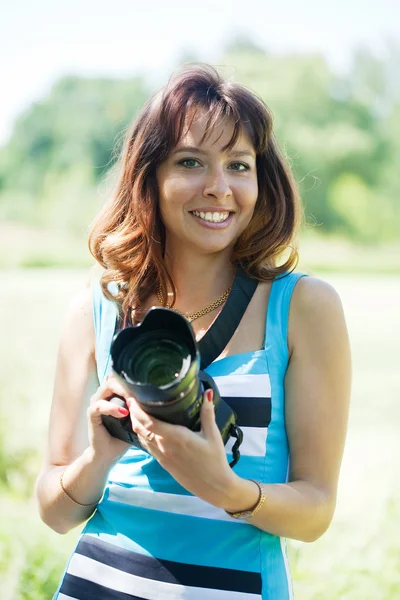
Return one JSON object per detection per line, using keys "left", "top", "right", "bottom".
{"left": 92, "top": 281, "right": 118, "bottom": 383}
{"left": 264, "top": 272, "right": 308, "bottom": 364}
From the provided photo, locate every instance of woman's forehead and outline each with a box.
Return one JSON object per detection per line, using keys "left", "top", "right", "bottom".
{"left": 176, "top": 108, "right": 254, "bottom": 153}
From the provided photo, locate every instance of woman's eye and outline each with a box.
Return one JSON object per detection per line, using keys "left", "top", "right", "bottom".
{"left": 179, "top": 158, "right": 200, "bottom": 168}
{"left": 230, "top": 162, "right": 249, "bottom": 171}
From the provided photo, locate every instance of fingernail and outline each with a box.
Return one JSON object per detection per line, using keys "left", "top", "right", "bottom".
{"left": 118, "top": 407, "right": 129, "bottom": 415}
{"left": 206, "top": 389, "right": 213, "bottom": 402}
{"left": 126, "top": 399, "right": 131, "bottom": 408}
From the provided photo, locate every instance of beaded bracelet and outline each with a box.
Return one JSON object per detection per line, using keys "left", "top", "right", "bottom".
{"left": 60, "top": 467, "right": 102, "bottom": 508}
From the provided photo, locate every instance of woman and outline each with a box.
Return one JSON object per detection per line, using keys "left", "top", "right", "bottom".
{"left": 36, "top": 63, "right": 351, "bottom": 599}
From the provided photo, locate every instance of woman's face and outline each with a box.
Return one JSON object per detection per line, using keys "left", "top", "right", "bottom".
{"left": 156, "top": 110, "right": 258, "bottom": 258}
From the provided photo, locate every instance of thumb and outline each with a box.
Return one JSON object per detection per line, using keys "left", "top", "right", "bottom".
{"left": 200, "top": 389, "right": 218, "bottom": 439}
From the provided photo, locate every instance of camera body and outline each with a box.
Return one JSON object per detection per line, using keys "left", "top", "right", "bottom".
{"left": 101, "top": 307, "right": 242, "bottom": 464}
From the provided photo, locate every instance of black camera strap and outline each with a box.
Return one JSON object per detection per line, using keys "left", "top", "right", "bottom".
{"left": 198, "top": 265, "right": 259, "bottom": 370}
{"left": 197, "top": 266, "right": 258, "bottom": 468}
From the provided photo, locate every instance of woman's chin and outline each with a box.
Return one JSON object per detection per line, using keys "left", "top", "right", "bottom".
{"left": 165, "top": 227, "right": 237, "bottom": 257}
{"left": 190, "top": 237, "right": 235, "bottom": 256}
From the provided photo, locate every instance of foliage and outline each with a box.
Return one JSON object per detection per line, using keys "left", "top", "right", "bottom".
{"left": 0, "top": 75, "right": 148, "bottom": 232}
{"left": 0, "top": 501, "right": 76, "bottom": 600}
{"left": 220, "top": 41, "right": 400, "bottom": 241}
{"left": 0, "top": 44, "right": 399, "bottom": 242}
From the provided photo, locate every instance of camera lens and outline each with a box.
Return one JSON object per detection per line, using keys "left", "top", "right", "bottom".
{"left": 122, "top": 336, "right": 191, "bottom": 387}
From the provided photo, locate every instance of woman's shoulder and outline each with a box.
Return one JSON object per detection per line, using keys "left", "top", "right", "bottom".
{"left": 68, "top": 282, "right": 93, "bottom": 310}
{"left": 59, "top": 280, "right": 96, "bottom": 358}
{"left": 66, "top": 267, "right": 97, "bottom": 322}
{"left": 291, "top": 275, "right": 343, "bottom": 315}
{"left": 288, "top": 275, "right": 347, "bottom": 355}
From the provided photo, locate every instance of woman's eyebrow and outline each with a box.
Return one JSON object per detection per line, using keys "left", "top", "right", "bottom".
{"left": 172, "top": 145, "right": 256, "bottom": 159}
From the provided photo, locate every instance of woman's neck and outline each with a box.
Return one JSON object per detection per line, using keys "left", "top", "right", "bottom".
{"left": 163, "top": 249, "right": 236, "bottom": 313}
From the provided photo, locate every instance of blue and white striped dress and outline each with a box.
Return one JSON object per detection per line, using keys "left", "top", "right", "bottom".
{"left": 54, "top": 272, "right": 306, "bottom": 600}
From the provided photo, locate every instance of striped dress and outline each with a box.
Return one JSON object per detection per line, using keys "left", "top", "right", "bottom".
{"left": 54, "top": 272, "right": 306, "bottom": 600}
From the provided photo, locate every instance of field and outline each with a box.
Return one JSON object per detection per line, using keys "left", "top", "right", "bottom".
{"left": 0, "top": 268, "right": 399, "bottom": 599}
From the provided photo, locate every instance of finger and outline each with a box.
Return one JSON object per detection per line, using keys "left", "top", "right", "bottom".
{"left": 129, "top": 413, "right": 155, "bottom": 442}
{"left": 200, "top": 389, "right": 219, "bottom": 440}
{"left": 101, "top": 374, "right": 131, "bottom": 399}
{"left": 90, "top": 374, "right": 132, "bottom": 406}
{"left": 87, "top": 399, "right": 130, "bottom": 424}
{"left": 126, "top": 398, "right": 167, "bottom": 434}
{"left": 136, "top": 433, "right": 164, "bottom": 462}
{"left": 128, "top": 402, "right": 189, "bottom": 461}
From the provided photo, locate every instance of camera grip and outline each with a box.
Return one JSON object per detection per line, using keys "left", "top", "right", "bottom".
{"left": 101, "top": 395, "right": 142, "bottom": 447}
{"left": 199, "top": 371, "right": 243, "bottom": 467}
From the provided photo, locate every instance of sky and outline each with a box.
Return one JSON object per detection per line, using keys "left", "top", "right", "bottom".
{"left": 1, "top": 0, "right": 399, "bottom": 145}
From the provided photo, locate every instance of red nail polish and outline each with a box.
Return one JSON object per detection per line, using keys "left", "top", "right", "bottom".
{"left": 206, "top": 389, "right": 214, "bottom": 402}
{"left": 118, "top": 407, "right": 129, "bottom": 416}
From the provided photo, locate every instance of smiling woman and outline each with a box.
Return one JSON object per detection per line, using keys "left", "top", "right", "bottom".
{"left": 156, "top": 110, "right": 259, "bottom": 257}
{"left": 35, "top": 63, "right": 351, "bottom": 600}
{"left": 87, "top": 63, "right": 300, "bottom": 318}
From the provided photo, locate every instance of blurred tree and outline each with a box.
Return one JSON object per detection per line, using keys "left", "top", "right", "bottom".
{"left": 0, "top": 42, "right": 399, "bottom": 242}
{"left": 328, "top": 173, "right": 396, "bottom": 242}
{"left": 0, "top": 75, "right": 148, "bottom": 230}
{"left": 220, "top": 43, "right": 397, "bottom": 239}
{"left": 223, "top": 35, "right": 267, "bottom": 56}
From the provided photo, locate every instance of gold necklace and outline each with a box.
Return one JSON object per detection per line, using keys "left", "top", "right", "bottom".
{"left": 157, "top": 283, "right": 232, "bottom": 323}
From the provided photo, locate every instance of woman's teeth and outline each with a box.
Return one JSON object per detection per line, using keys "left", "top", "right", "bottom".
{"left": 192, "top": 211, "right": 230, "bottom": 223}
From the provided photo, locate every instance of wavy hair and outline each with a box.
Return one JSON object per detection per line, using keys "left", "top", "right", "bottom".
{"left": 89, "top": 63, "right": 301, "bottom": 322}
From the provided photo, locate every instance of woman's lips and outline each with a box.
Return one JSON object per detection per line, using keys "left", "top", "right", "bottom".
{"left": 190, "top": 211, "right": 234, "bottom": 229}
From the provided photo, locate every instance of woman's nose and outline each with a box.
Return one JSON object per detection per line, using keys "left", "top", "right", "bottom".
{"left": 202, "top": 167, "right": 232, "bottom": 200}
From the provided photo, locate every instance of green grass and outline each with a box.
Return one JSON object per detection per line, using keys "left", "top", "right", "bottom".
{"left": 0, "top": 268, "right": 399, "bottom": 599}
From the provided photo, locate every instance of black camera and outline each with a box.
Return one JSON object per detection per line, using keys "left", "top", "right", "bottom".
{"left": 102, "top": 307, "right": 243, "bottom": 467}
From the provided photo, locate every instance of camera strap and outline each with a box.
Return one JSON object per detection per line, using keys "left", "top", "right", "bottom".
{"left": 197, "top": 266, "right": 258, "bottom": 468}
{"left": 198, "top": 265, "right": 259, "bottom": 369}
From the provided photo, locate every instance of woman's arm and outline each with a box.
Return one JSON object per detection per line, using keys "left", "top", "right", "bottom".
{"left": 222, "top": 276, "right": 352, "bottom": 541}
{"left": 35, "top": 287, "right": 130, "bottom": 534}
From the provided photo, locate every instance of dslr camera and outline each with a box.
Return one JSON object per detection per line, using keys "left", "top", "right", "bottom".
{"left": 102, "top": 307, "right": 243, "bottom": 467}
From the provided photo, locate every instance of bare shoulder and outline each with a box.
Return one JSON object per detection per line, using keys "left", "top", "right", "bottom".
{"left": 288, "top": 276, "right": 347, "bottom": 355}
{"left": 292, "top": 275, "right": 343, "bottom": 312}
{"left": 66, "top": 285, "right": 93, "bottom": 320}
{"left": 59, "top": 285, "right": 96, "bottom": 363}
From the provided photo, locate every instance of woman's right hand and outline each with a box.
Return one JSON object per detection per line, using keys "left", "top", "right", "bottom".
{"left": 87, "top": 374, "right": 133, "bottom": 464}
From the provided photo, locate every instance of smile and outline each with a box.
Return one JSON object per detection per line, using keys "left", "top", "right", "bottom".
{"left": 191, "top": 210, "right": 231, "bottom": 223}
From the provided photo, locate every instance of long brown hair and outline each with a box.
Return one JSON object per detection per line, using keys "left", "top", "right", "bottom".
{"left": 89, "top": 63, "right": 301, "bottom": 321}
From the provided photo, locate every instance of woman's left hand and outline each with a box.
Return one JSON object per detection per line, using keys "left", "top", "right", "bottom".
{"left": 126, "top": 390, "right": 237, "bottom": 508}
